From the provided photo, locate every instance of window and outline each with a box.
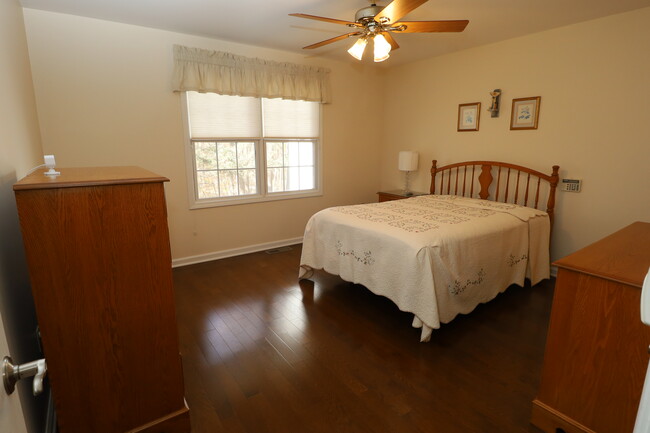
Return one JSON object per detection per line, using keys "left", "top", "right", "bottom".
{"left": 183, "top": 91, "right": 321, "bottom": 208}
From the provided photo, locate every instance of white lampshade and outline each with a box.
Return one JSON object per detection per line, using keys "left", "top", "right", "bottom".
{"left": 373, "top": 34, "right": 391, "bottom": 62}
{"left": 398, "top": 151, "right": 419, "bottom": 172}
{"left": 347, "top": 38, "right": 368, "bottom": 60}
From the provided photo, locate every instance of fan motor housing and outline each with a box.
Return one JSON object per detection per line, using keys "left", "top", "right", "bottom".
{"left": 355, "top": 5, "right": 383, "bottom": 23}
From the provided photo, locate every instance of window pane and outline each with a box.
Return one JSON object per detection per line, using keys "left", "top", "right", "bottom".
{"left": 299, "top": 142, "right": 314, "bottom": 167}
{"left": 219, "top": 170, "right": 238, "bottom": 197}
{"left": 193, "top": 140, "right": 260, "bottom": 200}
{"left": 237, "top": 142, "right": 256, "bottom": 169}
{"left": 187, "top": 92, "right": 261, "bottom": 138}
{"left": 264, "top": 140, "right": 317, "bottom": 194}
{"left": 196, "top": 170, "right": 219, "bottom": 199}
{"left": 262, "top": 98, "right": 319, "bottom": 138}
{"left": 299, "top": 167, "right": 314, "bottom": 190}
{"left": 217, "top": 142, "right": 237, "bottom": 169}
{"left": 267, "top": 168, "right": 283, "bottom": 193}
{"left": 266, "top": 142, "right": 284, "bottom": 168}
{"left": 195, "top": 142, "right": 217, "bottom": 170}
{"left": 284, "top": 167, "right": 300, "bottom": 191}
{"left": 238, "top": 169, "right": 257, "bottom": 195}
{"left": 284, "top": 142, "right": 300, "bottom": 167}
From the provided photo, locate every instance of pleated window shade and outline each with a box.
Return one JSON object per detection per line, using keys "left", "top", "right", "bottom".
{"left": 187, "top": 92, "right": 261, "bottom": 138}
{"left": 187, "top": 92, "right": 319, "bottom": 139}
{"left": 262, "top": 98, "right": 319, "bottom": 138}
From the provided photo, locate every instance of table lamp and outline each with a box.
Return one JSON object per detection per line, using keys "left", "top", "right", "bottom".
{"left": 398, "top": 151, "right": 419, "bottom": 195}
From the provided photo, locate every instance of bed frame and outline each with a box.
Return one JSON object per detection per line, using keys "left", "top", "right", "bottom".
{"left": 430, "top": 160, "right": 560, "bottom": 227}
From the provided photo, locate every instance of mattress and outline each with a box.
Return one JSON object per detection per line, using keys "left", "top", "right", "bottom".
{"left": 299, "top": 194, "right": 550, "bottom": 341}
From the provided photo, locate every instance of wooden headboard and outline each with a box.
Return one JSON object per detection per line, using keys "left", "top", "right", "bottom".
{"left": 430, "top": 160, "right": 560, "bottom": 227}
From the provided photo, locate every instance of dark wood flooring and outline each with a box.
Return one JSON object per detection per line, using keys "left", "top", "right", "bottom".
{"left": 172, "top": 244, "right": 553, "bottom": 433}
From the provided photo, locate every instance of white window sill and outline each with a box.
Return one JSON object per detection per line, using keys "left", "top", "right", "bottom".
{"left": 189, "top": 189, "right": 323, "bottom": 209}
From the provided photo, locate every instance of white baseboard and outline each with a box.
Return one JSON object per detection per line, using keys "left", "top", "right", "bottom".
{"left": 172, "top": 237, "right": 303, "bottom": 268}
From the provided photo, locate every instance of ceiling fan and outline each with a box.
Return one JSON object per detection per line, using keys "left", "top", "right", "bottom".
{"left": 289, "top": 0, "right": 469, "bottom": 62}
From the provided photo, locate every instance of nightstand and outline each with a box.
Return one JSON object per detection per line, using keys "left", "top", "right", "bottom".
{"left": 377, "top": 190, "right": 428, "bottom": 202}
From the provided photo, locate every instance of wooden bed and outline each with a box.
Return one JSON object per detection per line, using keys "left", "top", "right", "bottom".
{"left": 430, "top": 160, "right": 560, "bottom": 226}
{"left": 300, "top": 159, "right": 560, "bottom": 341}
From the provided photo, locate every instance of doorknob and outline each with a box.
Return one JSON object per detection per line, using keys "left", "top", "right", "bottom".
{"left": 2, "top": 356, "right": 47, "bottom": 396}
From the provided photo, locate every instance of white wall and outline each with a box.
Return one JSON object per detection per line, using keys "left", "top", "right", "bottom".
{"left": 23, "top": 9, "right": 384, "bottom": 262}
{"left": 0, "top": 0, "right": 46, "bottom": 431}
{"left": 379, "top": 7, "right": 650, "bottom": 260}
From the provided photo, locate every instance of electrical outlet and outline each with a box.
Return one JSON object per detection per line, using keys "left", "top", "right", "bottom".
{"left": 561, "top": 178, "right": 582, "bottom": 192}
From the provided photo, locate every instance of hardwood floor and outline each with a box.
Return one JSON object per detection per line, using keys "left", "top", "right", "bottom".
{"left": 172, "top": 244, "right": 553, "bottom": 433}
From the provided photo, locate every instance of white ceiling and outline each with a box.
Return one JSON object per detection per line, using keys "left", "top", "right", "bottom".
{"left": 19, "top": 0, "right": 650, "bottom": 66}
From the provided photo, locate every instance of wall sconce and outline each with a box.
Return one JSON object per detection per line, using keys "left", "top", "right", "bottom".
{"left": 398, "top": 151, "right": 419, "bottom": 195}
{"left": 488, "top": 89, "right": 502, "bottom": 118}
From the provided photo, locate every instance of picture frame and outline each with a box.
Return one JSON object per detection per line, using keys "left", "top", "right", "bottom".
{"left": 510, "top": 96, "right": 541, "bottom": 130}
{"left": 457, "top": 102, "right": 481, "bottom": 132}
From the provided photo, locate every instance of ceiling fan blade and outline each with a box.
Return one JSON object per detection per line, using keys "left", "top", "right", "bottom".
{"left": 374, "top": 0, "right": 428, "bottom": 25}
{"left": 382, "top": 32, "right": 400, "bottom": 50}
{"left": 302, "top": 32, "right": 361, "bottom": 49}
{"left": 394, "top": 20, "right": 469, "bottom": 33}
{"left": 289, "top": 13, "right": 361, "bottom": 27}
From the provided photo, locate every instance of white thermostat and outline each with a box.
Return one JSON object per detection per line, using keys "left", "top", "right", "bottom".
{"left": 561, "top": 178, "right": 582, "bottom": 192}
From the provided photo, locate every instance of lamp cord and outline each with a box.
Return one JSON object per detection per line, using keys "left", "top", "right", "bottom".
{"left": 22, "top": 164, "right": 46, "bottom": 178}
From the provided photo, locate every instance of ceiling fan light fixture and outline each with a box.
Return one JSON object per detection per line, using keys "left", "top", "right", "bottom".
{"left": 347, "top": 37, "right": 368, "bottom": 60}
{"left": 291, "top": 0, "right": 470, "bottom": 63}
{"left": 373, "top": 33, "right": 391, "bottom": 62}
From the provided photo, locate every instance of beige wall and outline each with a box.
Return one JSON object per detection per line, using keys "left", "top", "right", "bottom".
{"left": 0, "top": 2, "right": 42, "bottom": 176}
{"left": 23, "top": 9, "right": 384, "bottom": 262}
{"left": 0, "top": 0, "right": 45, "bottom": 431}
{"left": 22, "top": 7, "right": 650, "bottom": 263}
{"left": 379, "top": 7, "right": 650, "bottom": 260}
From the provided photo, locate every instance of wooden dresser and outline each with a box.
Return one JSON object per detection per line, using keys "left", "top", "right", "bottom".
{"left": 532, "top": 222, "right": 650, "bottom": 433}
{"left": 14, "top": 167, "right": 190, "bottom": 433}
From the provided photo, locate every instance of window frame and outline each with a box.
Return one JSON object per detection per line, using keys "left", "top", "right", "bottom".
{"left": 181, "top": 92, "right": 323, "bottom": 209}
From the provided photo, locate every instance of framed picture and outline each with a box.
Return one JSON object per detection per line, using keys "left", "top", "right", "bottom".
{"left": 457, "top": 102, "right": 481, "bottom": 132}
{"left": 510, "top": 96, "right": 541, "bottom": 130}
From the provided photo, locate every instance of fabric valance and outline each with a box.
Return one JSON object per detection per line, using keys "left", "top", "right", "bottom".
{"left": 172, "top": 45, "right": 331, "bottom": 103}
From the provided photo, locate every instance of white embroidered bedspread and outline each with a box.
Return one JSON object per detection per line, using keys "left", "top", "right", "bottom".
{"left": 299, "top": 195, "right": 550, "bottom": 342}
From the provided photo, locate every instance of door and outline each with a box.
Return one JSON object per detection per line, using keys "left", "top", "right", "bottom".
{"left": 0, "top": 311, "right": 28, "bottom": 433}
{"left": 0, "top": 173, "right": 47, "bottom": 433}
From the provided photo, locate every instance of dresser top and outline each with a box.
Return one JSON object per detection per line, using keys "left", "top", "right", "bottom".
{"left": 553, "top": 221, "right": 650, "bottom": 288}
{"left": 14, "top": 166, "right": 168, "bottom": 191}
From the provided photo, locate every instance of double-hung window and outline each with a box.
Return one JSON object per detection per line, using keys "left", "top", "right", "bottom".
{"left": 183, "top": 91, "right": 321, "bottom": 208}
